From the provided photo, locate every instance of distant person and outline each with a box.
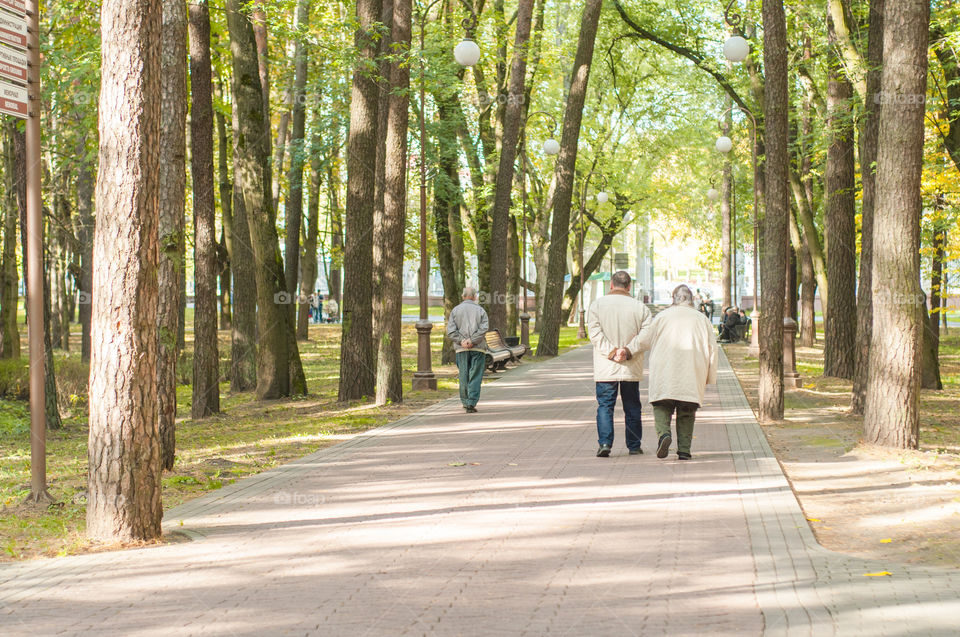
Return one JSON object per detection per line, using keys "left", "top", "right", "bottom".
{"left": 587, "top": 271, "right": 653, "bottom": 457}
{"left": 719, "top": 306, "right": 740, "bottom": 342}
{"left": 738, "top": 309, "right": 751, "bottom": 341}
{"left": 311, "top": 293, "right": 323, "bottom": 324}
{"left": 447, "top": 287, "right": 489, "bottom": 413}
{"left": 637, "top": 284, "right": 718, "bottom": 460}
{"left": 324, "top": 297, "right": 339, "bottom": 323}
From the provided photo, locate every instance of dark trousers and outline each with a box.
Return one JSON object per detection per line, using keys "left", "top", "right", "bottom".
{"left": 595, "top": 381, "right": 643, "bottom": 450}
{"left": 652, "top": 399, "right": 699, "bottom": 454}
{"left": 456, "top": 350, "right": 486, "bottom": 408}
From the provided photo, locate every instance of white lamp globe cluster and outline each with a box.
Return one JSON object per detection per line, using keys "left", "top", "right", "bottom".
{"left": 454, "top": 38, "right": 481, "bottom": 67}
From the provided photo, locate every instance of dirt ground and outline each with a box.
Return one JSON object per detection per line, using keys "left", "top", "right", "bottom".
{"left": 724, "top": 341, "right": 960, "bottom": 569}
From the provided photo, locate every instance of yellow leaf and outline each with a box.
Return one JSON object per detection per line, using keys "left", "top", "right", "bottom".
{"left": 803, "top": 383, "right": 815, "bottom": 389}
{"left": 807, "top": 518, "right": 822, "bottom": 522}
{"left": 507, "top": 463, "right": 518, "bottom": 466}
{"left": 863, "top": 571, "right": 893, "bottom": 577}
{"left": 448, "top": 462, "right": 466, "bottom": 467}
{"left": 880, "top": 538, "right": 893, "bottom": 544}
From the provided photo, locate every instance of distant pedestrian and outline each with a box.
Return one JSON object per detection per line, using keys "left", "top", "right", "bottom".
{"left": 447, "top": 287, "right": 489, "bottom": 413}
{"left": 587, "top": 271, "right": 653, "bottom": 457}
{"left": 324, "top": 297, "right": 339, "bottom": 323}
{"left": 638, "top": 284, "right": 718, "bottom": 460}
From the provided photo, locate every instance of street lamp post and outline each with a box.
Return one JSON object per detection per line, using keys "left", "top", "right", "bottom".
{"left": 412, "top": 0, "right": 478, "bottom": 391}
{"left": 519, "top": 111, "right": 560, "bottom": 351}
{"left": 577, "top": 172, "right": 608, "bottom": 339}
{"left": 716, "top": 105, "right": 760, "bottom": 356}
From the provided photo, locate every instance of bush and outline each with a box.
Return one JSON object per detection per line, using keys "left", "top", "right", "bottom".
{"left": 0, "top": 355, "right": 90, "bottom": 410}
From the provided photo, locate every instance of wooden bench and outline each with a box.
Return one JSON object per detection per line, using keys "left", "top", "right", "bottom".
{"left": 492, "top": 329, "right": 527, "bottom": 362}
{"left": 483, "top": 332, "right": 512, "bottom": 372}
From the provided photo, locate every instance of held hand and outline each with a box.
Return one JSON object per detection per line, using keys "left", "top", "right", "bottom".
{"left": 461, "top": 339, "right": 473, "bottom": 349}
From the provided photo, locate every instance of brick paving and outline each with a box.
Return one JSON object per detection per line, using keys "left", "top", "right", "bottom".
{"left": 1, "top": 346, "right": 958, "bottom": 636}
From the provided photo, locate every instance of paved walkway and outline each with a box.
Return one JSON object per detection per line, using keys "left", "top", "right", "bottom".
{"left": 2, "top": 347, "right": 959, "bottom": 636}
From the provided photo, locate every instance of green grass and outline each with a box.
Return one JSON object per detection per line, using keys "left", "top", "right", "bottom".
{"left": 0, "top": 320, "right": 582, "bottom": 561}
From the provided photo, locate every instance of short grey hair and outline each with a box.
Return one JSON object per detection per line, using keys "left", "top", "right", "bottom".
{"left": 611, "top": 271, "right": 631, "bottom": 290}
{"left": 672, "top": 284, "right": 695, "bottom": 307}
{"left": 462, "top": 286, "right": 477, "bottom": 300}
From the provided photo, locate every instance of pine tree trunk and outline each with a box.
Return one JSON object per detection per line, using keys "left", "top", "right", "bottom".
{"left": 791, "top": 211, "right": 817, "bottom": 347}
{"left": 226, "top": 0, "right": 292, "bottom": 399}
{"left": 189, "top": 0, "right": 221, "bottom": 419}
{"left": 327, "top": 154, "right": 343, "bottom": 306}
{"left": 87, "top": 0, "right": 163, "bottom": 542}
{"left": 758, "top": 0, "right": 790, "bottom": 422}
{"left": 157, "top": 0, "right": 187, "bottom": 470}
{"left": 921, "top": 291, "right": 942, "bottom": 390}
{"left": 0, "top": 123, "right": 20, "bottom": 359}
{"left": 863, "top": 0, "right": 930, "bottom": 448}
{"left": 852, "top": 0, "right": 885, "bottom": 415}
{"left": 721, "top": 105, "right": 733, "bottom": 309}
{"left": 216, "top": 91, "right": 233, "bottom": 331}
{"left": 339, "top": 0, "right": 381, "bottom": 401}
{"left": 374, "top": 0, "right": 410, "bottom": 406}
{"left": 297, "top": 155, "right": 320, "bottom": 341}
{"left": 434, "top": 101, "right": 462, "bottom": 365}
{"left": 823, "top": 12, "right": 858, "bottom": 379}
{"left": 537, "top": 0, "right": 602, "bottom": 357}
{"left": 506, "top": 216, "right": 519, "bottom": 338}
{"left": 76, "top": 145, "right": 94, "bottom": 362}
{"left": 285, "top": 0, "right": 310, "bottom": 335}
{"left": 371, "top": 0, "right": 393, "bottom": 340}
{"left": 488, "top": 0, "right": 535, "bottom": 333}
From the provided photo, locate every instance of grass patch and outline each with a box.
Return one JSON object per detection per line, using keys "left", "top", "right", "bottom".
{"left": 1, "top": 320, "right": 581, "bottom": 561}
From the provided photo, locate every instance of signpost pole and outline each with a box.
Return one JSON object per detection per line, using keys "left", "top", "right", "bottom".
{"left": 24, "top": 0, "right": 48, "bottom": 502}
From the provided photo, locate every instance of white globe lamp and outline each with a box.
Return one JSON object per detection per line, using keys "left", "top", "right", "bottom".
{"left": 707, "top": 188, "right": 720, "bottom": 202}
{"left": 723, "top": 36, "right": 750, "bottom": 63}
{"left": 596, "top": 191, "right": 609, "bottom": 204}
{"left": 542, "top": 138, "right": 560, "bottom": 156}
{"left": 715, "top": 136, "right": 734, "bottom": 154}
{"left": 454, "top": 38, "right": 481, "bottom": 67}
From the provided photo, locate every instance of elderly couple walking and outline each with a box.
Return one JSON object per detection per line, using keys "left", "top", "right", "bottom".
{"left": 588, "top": 271, "right": 718, "bottom": 460}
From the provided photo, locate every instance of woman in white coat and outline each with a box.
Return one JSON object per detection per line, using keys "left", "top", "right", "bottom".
{"left": 638, "top": 284, "right": 719, "bottom": 460}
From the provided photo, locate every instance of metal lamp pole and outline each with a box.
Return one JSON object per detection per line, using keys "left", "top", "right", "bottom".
{"left": 519, "top": 111, "right": 559, "bottom": 350}
{"left": 413, "top": 0, "right": 478, "bottom": 390}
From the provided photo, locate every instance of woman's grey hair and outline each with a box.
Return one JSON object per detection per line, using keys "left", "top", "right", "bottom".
{"left": 672, "top": 284, "right": 695, "bottom": 307}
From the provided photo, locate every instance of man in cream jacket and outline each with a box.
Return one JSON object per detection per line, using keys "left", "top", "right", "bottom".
{"left": 587, "top": 271, "right": 653, "bottom": 457}
{"left": 638, "top": 284, "right": 718, "bottom": 460}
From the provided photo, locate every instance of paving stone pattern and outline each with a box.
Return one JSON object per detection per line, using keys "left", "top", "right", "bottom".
{"left": 1, "top": 347, "right": 958, "bottom": 636}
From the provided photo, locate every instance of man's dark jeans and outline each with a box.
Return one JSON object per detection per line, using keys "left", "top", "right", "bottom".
{"left": 595, "top": 381, "right": 643, "bottom": 451}
{"left": 456, "top": 350, "right": 486, "bottom": 408}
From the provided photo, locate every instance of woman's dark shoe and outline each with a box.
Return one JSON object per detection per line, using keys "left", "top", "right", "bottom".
{"left": 656, "top": 433, "right": 672, "bottom": 459}
{"left": 678, "top": 451, "right": 692, "bottom": 460}
{"left": 629, "top": 448, "right": 643, "bottom": 455}
{"left": 596, "top": 444, "right": 612, "bottom": 458}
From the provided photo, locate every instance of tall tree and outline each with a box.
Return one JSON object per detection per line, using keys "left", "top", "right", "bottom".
{"left": 339, "top": 0, "right": 382, "bottom": 401}
{"left": 823, "top": 11, "right": 857, "bottom": 379}
{"left": 488, "top": 0, "right": 535, "bottom": 333}
{"left": 758, "top": 0, "right": 790, "bottom": 422}
{"left": 721, "top": 104, "right": 733, "bottom": 309}
{"left": 537, "top": 0, "right": 603, "bottom": 357}
{"left": 190, "top": 0, "right": 221, "bottom": 419}
{"left": 157, "top": 0, "right": 187, "bottom": 469}
{"left": 297, "top": 153, "right": 321, "bottom": 340}
{"left": 852, "top": 0, "right": 885, "bottom": 415}
{"left": 373, "top": 0, "right": 411, "bottom": 405}
{"left": 0, "top": 122, "right": 21, "bottom": 359}
{"left": 215, "top": 81, "right": 233, "bottom": 331}
{"left": 285, "top": 0, "right": 310, "bottom": 326}
{"left": 863, "top": 0, "right": 930, "bottom": 448}
{"left": 75, "top": 144, "right": 95, "bottom": 362}
{"left": 226, "top": 0, "right": 301, "bottom": 399}
{"left": 87, "top": 0, "right": 163, "bottom": 541}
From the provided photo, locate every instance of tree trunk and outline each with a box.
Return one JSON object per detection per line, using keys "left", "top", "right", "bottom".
{"left": 374, "top": 0, "right": 410, "bottom": 406}
{"left": 226, "top": 0, "right": 294, "bottom": 399}
{"left": 338, "top": 0, "right": 381, "bottom": 401}
{"left": 921, "top": 291, "right": 942, "bottom": 390}
{"left": 721, "top": 103, "right": 733, "bottom": 309}
{"left": 285, "top": 0, "right": 310, "bottom": 334}
{"left": 788, "top": 170, "right": 828, "bottom": 311}
{"left": 863, "top": 0, "right": 929, "bottom": 448}
{"left": 537, "top": 0, "right": 603, "bottom": 357}
{"left": 931, "top": 226, "right": 944, "bottom": 344}
{"left": 216, "top": 84, "right": 233, "bottom": 331}
{"left": 434, "top": 101, "right": 463, "bottom": 365}
{"left": 371, "top": 0, "right": 393, "bottom": 338}
{"left": 88, "top": 0, "right": 163, "bottom": 542}
{"left": 157, "top": 0, "right": 187, "bottom": 469}
{"left": 297, "top": 155, "right": 320, "bottom": 340}
{"left": 852, "top": 0, "right": 885, "bottom": 415}
{"left": 506, "top": 216, "right": 519, "bottom": 338}
{"left": 0, "top": 122, "right": 21, "bottom": 359}
{"left": 488, "top": 0, "right": 535, "bottom": 333}
{"left": 823, "top": 12, "right": 858, "bottom": 379}
{"left": 791, "top": 211, "right": 817, "bottom": 347}
{"left": 327, "top": 152, "right": 343, "bottom": 306}
{"left": 190, "top": 0, "right": 221, "bottom": 419}
{"left": 76, "top": 148, "right": 94, "bottom": 362}
{"left": 758, "top": 0, "right": 790, "bottom": 422}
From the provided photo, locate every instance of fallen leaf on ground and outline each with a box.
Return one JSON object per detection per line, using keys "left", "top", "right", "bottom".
{"left": 448, "top": 462, "right": 466, "bottom": 467}
{"left": 807, "top": 518, "right": 822, "bottom": 522}
{"left": 863, "top": 571, "right": 893, "bottom": 577}
{"left": 880, "top": 538, "right": 893, "bottom": 543}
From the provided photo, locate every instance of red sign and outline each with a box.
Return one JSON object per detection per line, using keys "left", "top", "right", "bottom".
{"left": 0, "top": 1, "right": 26, "bottom": 17}
{"left": 0, "top": 10, "right": 26, "bottom": 50}
{"left": 0, "top": 79, "right": 26, "bottom": 118}
{"left": 0, "top": 43, "right": 25, "bottom": 83}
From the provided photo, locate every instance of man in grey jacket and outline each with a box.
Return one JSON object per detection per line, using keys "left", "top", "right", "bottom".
{"left": 447, "top": 287, "right": 489, "bottom": 413}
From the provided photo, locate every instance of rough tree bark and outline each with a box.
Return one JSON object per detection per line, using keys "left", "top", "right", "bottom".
{"left": 488, "top": 0, "right": 534, "bottom": 333}
{"left": 852, "top": 0, "right": 885, "bottom": 415}
{"left": 215, "top": 81, "right": 233, "bottom": 331}
{"left": 823, "top": 12, "right": 858, "bottom": 379}
{"left": 285, "top": 0, "right": 310, "bottom": 330}
{"left": 758, "top": 0, "right": 790, "bottom": 422}
{"left": 374, "top": 0, "right": 410, "bottom": 406}
{"left": 339, "top": 0, "right": 382, "bottom": 401}
{"left": 863, "top": 0, "right": 930, "bottom": 448}
{"left": 721, "top": 104, "right": 733, "bottom": 309}
{"left": 296, "top": 154, "right": 321, "bottom": 340}
{"left": 0, "top": 122, "right": 21, "bottom": 359}
{"left": 87, "top": 0, "right": 164, "bottom": 541}
{"left": 76, "top": 144, "right": 94, "bottom": 362}
{"left": 189, "top": 0, "right": 221, "bottom": 419}
{"left": 537, "top": 0, "right": 603, "bottom": 357}
{"left": 156, "top": 0, "right": 187, "bottom": 469}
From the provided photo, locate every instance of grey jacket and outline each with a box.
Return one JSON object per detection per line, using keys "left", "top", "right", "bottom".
{"left": 447, "top": 300, "right": 489, "bottom": 353}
